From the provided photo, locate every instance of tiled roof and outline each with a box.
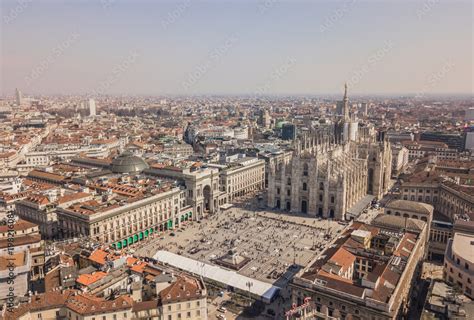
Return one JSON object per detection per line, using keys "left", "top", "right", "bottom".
{"left": 66, "top": 294, "right": 133, "bottom": 315}
{"left": 76, "top": 271, "right": 107, "bottom": 286}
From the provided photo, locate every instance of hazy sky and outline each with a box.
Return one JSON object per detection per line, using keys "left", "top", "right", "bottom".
{"left": 1, "top": 0, "right": 472, "bottom": 96}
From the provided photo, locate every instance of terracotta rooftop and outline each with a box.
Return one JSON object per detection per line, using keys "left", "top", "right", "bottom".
{"left": 159, "top": 276, "right": 204, "bottom": 303}
{"left": 0, "top": 219, "right": 37, "bottom": 233}
{"left": 76, "top": 271, "right": 107, "bottom": 286}
{"left": 66, "top": 294, "right": 133, "bottom": 315}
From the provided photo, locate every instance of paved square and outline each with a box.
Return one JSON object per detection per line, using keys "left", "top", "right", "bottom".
{"left": 138, "top": 205, "right": 345, "bottom": 286}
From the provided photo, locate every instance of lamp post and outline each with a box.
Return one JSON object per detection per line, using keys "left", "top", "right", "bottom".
{"left": 245, "top": 281, "right": 253, "bottom": 306}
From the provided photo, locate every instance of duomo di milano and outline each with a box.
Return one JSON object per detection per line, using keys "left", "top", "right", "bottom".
{"left": 267, "top": 85, "right": 392, "bottom": 220}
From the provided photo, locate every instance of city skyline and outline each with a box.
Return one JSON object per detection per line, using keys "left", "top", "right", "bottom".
{"left": 1, "top": 0, "right": 472, "bottom": 96}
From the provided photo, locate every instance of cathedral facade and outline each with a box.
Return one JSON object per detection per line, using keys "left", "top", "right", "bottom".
{"left": 266, "top": 86, "right": 392, "bottom": 220}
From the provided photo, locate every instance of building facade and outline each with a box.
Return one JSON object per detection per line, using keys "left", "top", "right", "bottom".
{"left": 289, "top": 217, "right": 427, "bottom": 320}
{"left": 444, "top": 227, "right": 474, "bottom": 299}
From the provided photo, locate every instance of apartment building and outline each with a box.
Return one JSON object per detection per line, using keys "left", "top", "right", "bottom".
{"left": 290, "top": 216, "right": 427, "bottom": 320}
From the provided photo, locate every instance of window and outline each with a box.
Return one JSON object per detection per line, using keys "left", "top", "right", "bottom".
{"left": 196, "top": 301, "right": 200, "bottom": 306}
{"left": 303, "top": 164, "right": 308, "bottom": 176}
{"left": 187, "top": 312, "right": 191, "bottom": 318}
{"left": 302, "top": 183, "right": 307, "bottom": 191}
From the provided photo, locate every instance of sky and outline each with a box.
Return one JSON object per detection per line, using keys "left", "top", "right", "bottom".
{"left": 1, "top": 0, "right": 472, "bottom": 96}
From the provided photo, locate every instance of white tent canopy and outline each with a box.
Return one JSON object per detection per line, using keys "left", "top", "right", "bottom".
{"left": 153, "top": 250, "right": 280, "bottom": 303}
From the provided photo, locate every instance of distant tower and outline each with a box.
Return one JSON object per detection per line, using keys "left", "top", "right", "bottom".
{"left": 87, "top": 98, "right": 96, "bottom": 117}
{"left": 15, "top": 88, "right": 23, "bottom": 106}
{"left": 282, "top": 123, "right": 297, "bottom": 140}
{"left": 362, "top": 102, "right": 368, "bottom": 117}
{"left": 259, "top": 109, "right": 271, "bottom": 128}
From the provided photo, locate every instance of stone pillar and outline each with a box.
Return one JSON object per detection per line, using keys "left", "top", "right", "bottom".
{"left": 290, "top": 158, "right": 300, "bottom": 213}
{"left": 308, "top": 159, "right": 318, "bottom": 216}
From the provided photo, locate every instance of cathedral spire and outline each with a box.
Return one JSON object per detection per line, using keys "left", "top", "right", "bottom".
{"left": 343, "top": 82, "right": 349, "bottom": 121}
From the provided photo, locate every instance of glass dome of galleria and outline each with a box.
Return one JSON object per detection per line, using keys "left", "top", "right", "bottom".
{"left": 111, "top": 151, "right": 149, "bottom": 174}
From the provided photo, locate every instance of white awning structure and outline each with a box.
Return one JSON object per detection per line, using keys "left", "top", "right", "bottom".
{"left": 346, "top": 195, "right": 375, "bottom": 218}
{"left": 153, "top": 250, "right": 280, "bottom": 303}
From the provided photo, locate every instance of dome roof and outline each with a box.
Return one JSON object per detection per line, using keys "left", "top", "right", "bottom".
{"left": 111, "top": 151, "right": 149, "bottom": 174}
